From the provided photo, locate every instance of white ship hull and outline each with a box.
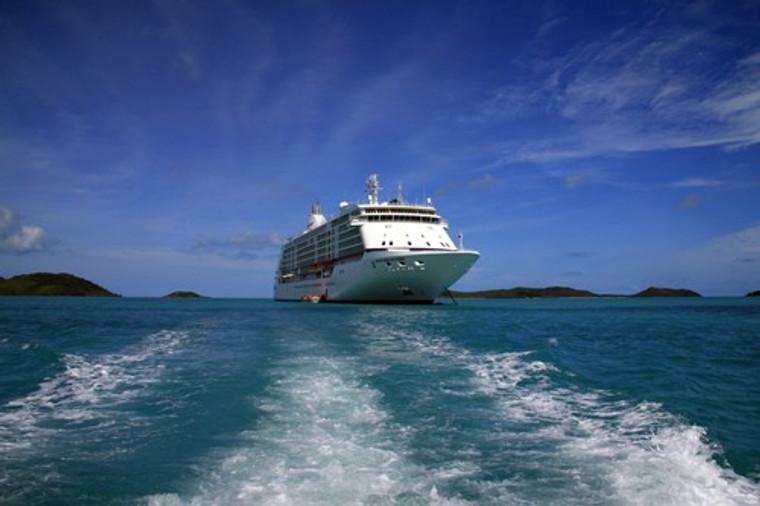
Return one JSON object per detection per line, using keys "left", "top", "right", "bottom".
{"left": 274, "top": 175, "right": 479, "bottom": 304}
{"left": 274, "top": 249, "right": 478, "bottom": 303}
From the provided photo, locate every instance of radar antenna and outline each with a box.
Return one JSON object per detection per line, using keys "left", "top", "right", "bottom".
{"left": 366, "top": 174, "right": 381, "bottom": 204}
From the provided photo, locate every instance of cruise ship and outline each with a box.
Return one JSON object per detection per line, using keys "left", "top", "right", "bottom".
{"left": 274, "top": 175, "right": 479, "bottom": 303}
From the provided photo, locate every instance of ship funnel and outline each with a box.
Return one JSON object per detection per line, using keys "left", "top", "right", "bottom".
{"left": 307, "top": 203, "right": 326, "bottom": 230}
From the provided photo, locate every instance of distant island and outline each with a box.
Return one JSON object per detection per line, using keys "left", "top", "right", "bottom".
{"left": 747, "top": 290, "right": 760, "bottom": 297}
{"left": 163, "top": 291, "right": 208, "bottom": 299}
{"left": 2, "top": 272, "right": 746, "bottom": 299}
{"left": 0, "top": 273, "right": 120, "bottom": 297}
{"left": 632, "top": 287, "right": 700, "bottom": 297}
{"left": 450, "top": 286, "right": 598, "bottom": 299}
{"left": 0, "top": 272, "right": 214, "bottom": 298}
{"left": 450, "top": 285, "right": 702, "bottom": 299}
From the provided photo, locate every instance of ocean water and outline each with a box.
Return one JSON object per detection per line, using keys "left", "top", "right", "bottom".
{"left": 1, "top": 297, "right": 759, "bottom": 506}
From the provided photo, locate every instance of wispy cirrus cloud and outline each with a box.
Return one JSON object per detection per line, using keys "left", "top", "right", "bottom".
{"left": 677, "top": 224, "right": 760, "bottom": 292}
{"left": 468, "top": 173, "right": 498, "bottom": 189}
{"left": 566, "top": 251, "right": 594, "bottom": 259}
{"left": 706, "top": 224, "right": 760, "bottom": 259}
{"left": 679, "top": 194, "right": 701, "bottom": 209}
{"left": 195, "top": 230, "right": 282, "bottom": 259}
{"left": 671, "top": 177, "right": 725, "bottom": 188}
{"left": 479, "top": 4, "right": 760, "bottom": 164}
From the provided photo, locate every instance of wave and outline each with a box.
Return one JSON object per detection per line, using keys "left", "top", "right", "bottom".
{"left": 359, "top": 323, "right": 760, "bottom": 506}
{"left": 142, "top": 319, "right": 759, "bottom": 506}
{"left": 470, "top": 351, "right": 760, "bottom": 505}
{"left": 0, "top": 329, "right": 188, "bottom": 455}
{"left": 144, "top": 341, "right": 471, "bottom": 506}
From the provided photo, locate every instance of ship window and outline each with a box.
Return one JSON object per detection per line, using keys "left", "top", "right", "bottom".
{"left": 407, "top": 241, "right": 412, "bottom": 246}
{"left": 389, "top": 241, "right": 394, "bottom": 246}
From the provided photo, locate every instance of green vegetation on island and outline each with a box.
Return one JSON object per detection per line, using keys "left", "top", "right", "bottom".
{"left": 0, "top": 273, "right": 120, "bottom": 297}
{"left": 450, "top": 286, "right": 598, "bottom": 299}
{"left": 632, "top": 286, "right": 701, "bottom": 297}
{"left": 163, "top": 291, "right": 208, "bottom": 299}
{"left": 1, "top": 273, "right": 737, "bottom": 299}
{"left": 449, "top": 285, "right": 703, "bottom": 299}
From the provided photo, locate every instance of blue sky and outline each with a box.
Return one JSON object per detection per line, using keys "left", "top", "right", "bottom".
{"left": 1, "top": 0, "right": 759, "bottom": 297}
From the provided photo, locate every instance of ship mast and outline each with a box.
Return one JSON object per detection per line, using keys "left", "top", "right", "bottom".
{"left": 366, "top": 174, "right": 381, "bottom": 204}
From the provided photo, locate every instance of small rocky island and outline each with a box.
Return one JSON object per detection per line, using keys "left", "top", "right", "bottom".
{"left": 0, "top": 273, "right": 119, "bottom": 297}
{"left": 747, "top": 290, "right": 760, "bottom": 297}
{"left": 163, "top": 291, "right": 208, "bottom": 299}
{"left": 632, "top": 286, "right": 701, "bottom": 297}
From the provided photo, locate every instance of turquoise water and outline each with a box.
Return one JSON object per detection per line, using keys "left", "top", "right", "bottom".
{"left": 1, "top": 296, "right": 759, "bottom": 505}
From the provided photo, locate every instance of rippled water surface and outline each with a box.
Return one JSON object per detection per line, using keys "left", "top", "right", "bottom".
{"left": 1, "top": 297, "right": 758, "bottom": 505}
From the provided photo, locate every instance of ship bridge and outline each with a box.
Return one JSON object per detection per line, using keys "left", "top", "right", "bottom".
{"left": 355, "top": 205, "right": 443, "bottom": 224}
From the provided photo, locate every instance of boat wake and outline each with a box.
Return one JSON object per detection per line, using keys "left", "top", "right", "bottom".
{"left": 358, "top": 322, "right": 760, "bottom": 506}
{"left": 146, "top": 339, "right": 466, "bottom": 505}
{"left": 144, "top": 320, "right": 760, "bottom": 506}
{"left": 0, "top": 330, "right": 190, "bottom": 503}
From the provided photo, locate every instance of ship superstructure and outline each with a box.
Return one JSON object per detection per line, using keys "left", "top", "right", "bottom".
{"left": 274, "top": 175, "right": 479, "bottom": 303}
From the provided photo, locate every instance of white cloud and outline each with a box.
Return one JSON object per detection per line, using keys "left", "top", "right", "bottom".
{"left": 706, "top": 224, "right": 760, "bottom": 259}
{"left": 671, "top": 178, "right": 724, "bottom": 188}
{"left": 564, "top": 174, "right": 585, "bottom": 189}
{"left": 196, "top": 230, "right": 283, "bottom": 259}
{"left": 0, "top": 205, "right": 49, "bottom": 254}
{"left": 679, "top": 194, "right": 701, "bottom": 209}
{"left": 677, "top": 224, "right": 760, "bottom": 281}
{"left": 481, "top": 8, "right": 760, "bottom": 163}
{"left": 92, "top": 246, "right": 277, "bottom": 272}
{"left": 468, "top": 173, "right": 497, "bottom": 189}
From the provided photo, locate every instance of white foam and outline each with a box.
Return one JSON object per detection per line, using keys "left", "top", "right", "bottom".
{"left": 0, "top": 330, "right": 188, "bottom": 454}
{"left": 466, "top": 347, "right": 760, "bottom": 505}
{"left": 140, "top": 322, "right": 760, "bottom": 506}
{"left": 358, "top": 322, "right": 760, "bottom": 505}
{"left": 145, "top": 349, "right": 474, "bottom": 506}
{"left": 606, "top": 424, "right": 760, "bottom": 506}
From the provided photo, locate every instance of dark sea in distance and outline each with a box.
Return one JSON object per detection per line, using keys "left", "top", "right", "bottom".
{"left": 1, "top": 296, "right": 759, "bottom": 506}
